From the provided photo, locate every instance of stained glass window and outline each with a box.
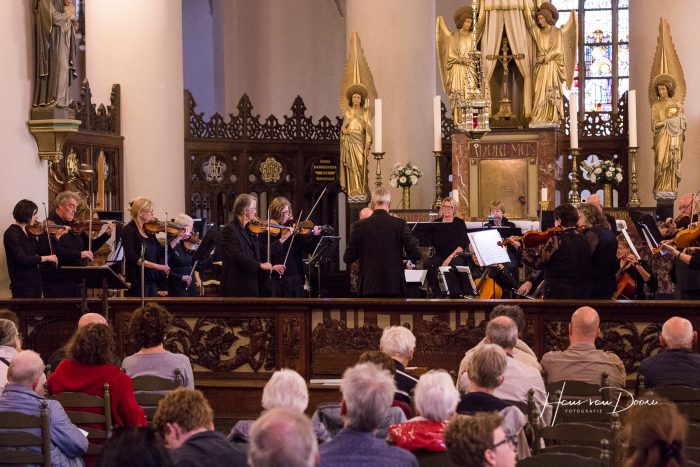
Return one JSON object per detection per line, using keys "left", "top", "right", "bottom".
{"left": 552, "top": 0, "right": 629, "bottom": 113}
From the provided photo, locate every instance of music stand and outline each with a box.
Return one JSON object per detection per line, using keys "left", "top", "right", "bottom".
{"left": 407, "top": 222, "right": 434, "bottom": 247}
{"left": 438, "top": 266, "right": 477, "bottom": 298}
{"left": 60, "top": 266, "right": 129, "bottom": 320}
{"left": 305, "top": 236, "right": 341, "bottom": 298}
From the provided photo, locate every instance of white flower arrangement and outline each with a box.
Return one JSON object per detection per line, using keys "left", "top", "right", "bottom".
{"left": 389, "top": 162, "right": 423, "bottom": 188}
{"left": 588, "top": 159, "right": 623, "bottom": 185}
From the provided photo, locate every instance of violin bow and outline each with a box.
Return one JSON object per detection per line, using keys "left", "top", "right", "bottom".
{"left": 42, "top": 202, "right": 55, "bottom": 257}
{"left": 281, "top": 209, "right": 304, "bottom": 274}
{"left": 164, "top": 212, "right": 168, "bottom": 267}
{"left": 87, "top": 195, "right": 94, "bottom": 256}
{"left": 304, "top": 187, "right": 327, "bottom": 222}
{"left": 267, "top": 210, "right": 272, "bottom": 278}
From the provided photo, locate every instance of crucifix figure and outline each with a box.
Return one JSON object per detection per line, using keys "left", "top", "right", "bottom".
{"left": 486, "top": 36, "right": 524, "bottom": 120}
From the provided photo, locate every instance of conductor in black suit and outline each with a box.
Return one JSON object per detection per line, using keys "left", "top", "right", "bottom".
{"left": 344, "top": 187, "right": 422, "bottom": 297}
{"left": 220, "top": 194, "right": 286, "bottom": 297}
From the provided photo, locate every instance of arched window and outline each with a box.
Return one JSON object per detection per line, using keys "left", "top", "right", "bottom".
{"left": 551, "top": 0, "right": 629, "bottom": 113}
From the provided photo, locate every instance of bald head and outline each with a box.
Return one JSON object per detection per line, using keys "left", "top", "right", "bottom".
{"left": 569, "top": 306, "right": 600, "bottom": 343}
{"left": 78, "top": 313, "right": 107, "bottom": 328}
{"left": 661, "top": 317, "right": 695, "bottom": 350}
{"left": 8, "top": 350, "right": 45, "bottom": 390}
{"left": 678, "top": 193, "right": 695, "bottom": 215}
{"left": 248, "top": 407, "right": 319, "bottom": 467}
{"left": 485, "top": 316, "right": 518, "bottom": 351}
{"left": 359, "top": 207, "right": 373, "bottom": 220}
{"left": 586, "top": 194, "right": 601, "bottom": 208}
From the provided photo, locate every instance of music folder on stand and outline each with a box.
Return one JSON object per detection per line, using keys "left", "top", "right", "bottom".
{"left": 60, "top": 266, "right": 129, "bottom": 320}
{"left": 305, "top": 236, "right": 341, "bottom": 298}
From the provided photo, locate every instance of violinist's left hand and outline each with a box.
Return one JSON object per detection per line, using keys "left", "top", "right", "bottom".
{"left": 313, "top": 226, "right": 322, "bottom": 236}
{"left": 104, "top": 221, "right": 115, "bottom": 235}
{"left": 55, "top": 226, "right": 70, "bottom": 240}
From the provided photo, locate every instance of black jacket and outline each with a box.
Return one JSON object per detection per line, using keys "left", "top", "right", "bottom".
{"left": 343, "top": 209, "right": 421, "bottom": 297}
{"left": 3, "top": 224, "right": 42, "bottom": 297}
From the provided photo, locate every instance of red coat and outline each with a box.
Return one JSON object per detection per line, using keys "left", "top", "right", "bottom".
{"left": 47, "top": 360, "right": 147, "bottom": 428}
{"left": 387, "top": 420, "right": 448, "bottom": 452}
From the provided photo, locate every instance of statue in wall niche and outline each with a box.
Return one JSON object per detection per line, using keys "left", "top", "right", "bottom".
{"left": 648, "top": 19, "right": 686, "bottom": 201}
{"left": 33, "top": 0, "right": 79, "bottom": 109}
{"left": 436, "top": 5, "right": 479, "bottom": 125}
{"left": 522, "top": 2, "right": 577, "bottom": 128}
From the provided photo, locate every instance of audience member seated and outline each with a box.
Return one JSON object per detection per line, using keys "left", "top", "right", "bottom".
{"left": 638, "top": 316, "right": 700, "bottom": 389}
{"left": 621, "top": 394, "right": 687, "bottom": 467}
{"left": 122, "top": 303, "right": 194, "bottom": 389}
{"left": 380, "top": 326, "right": 419, "bottom": 407}
{"left": 96, "top": 426, "right": 173, "bottom": 467}
{"left": 47, "top": 323, "right": 147, "bottom": 428}
{"left": 153, "top": 387, "right": 247, "bottom": 467}
{"left": 248, "top": 407, "right": 320, "bottom": 467}
{"left": 0, "top": 318, "right": 21, "bottom": 391}
{"left": 387, "top": 370, "right": 459, "bottom": 453}
{"left": 228, "top": 368, "right": 330, "bottom": 444}
{"left": 444, "top": 413, "right": 517, "bottom": 467}
{"left": 540, "top": 306, "right": 626, "bottom": 388}
{"left": 458, "top": 317, "right": 547, "bottom": 419}
{"left": 457, "top": 305, "right": 540, "bottom": 386}
{"left": 47, "top": 312, "right": 108, "bottom": 372}
{"left": 0, "top": 350, "right": 88, "bottom": 466}
{"left": 318, "top": 362, "right": 418, "bottom": 467}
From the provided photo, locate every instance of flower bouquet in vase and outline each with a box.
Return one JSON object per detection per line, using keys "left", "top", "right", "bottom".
{"left": 389, "top": 162, "right": 423, "bottom": 209}
{"left": 588, "top": 159, "right": 623, "bottom": 207}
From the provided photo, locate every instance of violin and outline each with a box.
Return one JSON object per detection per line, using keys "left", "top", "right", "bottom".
{"left": 287, "top": 219, "right": 334, "bottom": 236}
{"left": 144, "top": 218, "right": 185, "bottom": 236}
{"left": 246, "top": 218, "right": 291, "bottom": 236}
{"left": 499, "top": 226, "right": 584, "bottom": 249}
{"left": 653, "top": 222, "right": 700, "bottom": 254}
{"left": 26, "top": 221, "right": 69, "bottom": 237}
{"left": 183, "top": 231, "right": 202, "bottom": 252}
{"left": 70, "top": 219, "right": 119, "bottom": 234}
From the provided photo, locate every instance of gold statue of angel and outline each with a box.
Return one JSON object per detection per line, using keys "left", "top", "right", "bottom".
{"left": 648, "top": 19, "right": 686, "bottom": 200}
{"left": 523, "top": 2, "right": 577, "bottom": 128}
{"left": 338, "top": 33, "right": 377, "bottom": 202}
{"left": 436, "top": 5, "right": 478, "bottom": 125}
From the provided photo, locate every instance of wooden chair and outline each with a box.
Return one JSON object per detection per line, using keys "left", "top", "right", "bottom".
{"left": 545, "top": 372, "right": 617, "bottom": 425}
{"left": 49, "top": 383, "right": 112, "bottom": 456}
{"left": 130, "top": 368, "right": 184, "bottom": 421}
{"left": 689, "top": 423, "right": 700, "bottom": 447}
{"left": 534, "top": 413, "right": 621, "bottom": 462}
{"left": 517, "top": 449, "right": 610, "bottom": 467}
{"left": 0, "top": 399, "right": 51, "bottom": 467}
{"left": 686, "top": 447, "right": 700, "bottom": 463}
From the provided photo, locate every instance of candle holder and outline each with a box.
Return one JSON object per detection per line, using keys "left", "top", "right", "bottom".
{"left": 372, "top": 152, "right": 385, "bottom": 189}
{"left": 433, "top": 150, "right": 443, "bottom": 211}
{"left": 569, "top": 147, "right": 581, "bottom": 206}
{"left": 627, "top": 146, "right": 641, "bottom": 207}
{"left": 539, "top": 200, "right": 549, "bottom": 228}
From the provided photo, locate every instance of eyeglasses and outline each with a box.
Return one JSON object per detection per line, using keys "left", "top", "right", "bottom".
{"left": 491, "top": 434, "right": 517, "bottom": 450}
{"left": 442, "top": 205, "right": 454, "bottom": 210}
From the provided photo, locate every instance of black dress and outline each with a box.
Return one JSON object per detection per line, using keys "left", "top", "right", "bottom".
{"left": 262, "top": 232, "right": 318, "bottom": 298}
{"left": 425, "top": 217, "right": 468, "bottom": 297}
{"left": 3, "top": 224, "right": 42, "bottom": 298}
{"left": 167, "top": 242, "right": 197, "bottom": 297}
{"left": 121, "top": 220, "right": 164, "bottom": 297}
{"left": 616, "top": 259, "right": 658, "bottom": 299}
{"left": 586, "top": 226, "right": 618, "bottom": 299}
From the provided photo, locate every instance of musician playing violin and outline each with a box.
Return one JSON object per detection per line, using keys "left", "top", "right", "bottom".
{"left": 519, "top": 203, "right": 592, "bottom": 299}
{"left": 616, "top": 235, "right": 656, "bottom": 300}
{"left": 121, "top": 197, "right": 169, "bottom": 297}
{"left": 3, "top": 200, "right": 60, "bottom": 298}
{"left": 425, "top": 196, "right": 468, "bottom": 298}
{"left": 220, "top": 194, "right": 288, "bottom": 297}
{"left": 39, "top": 191, "right": 114, "bottom": 297}
{"left": 660, "top": 226, "right": 700, "bottom": 300}
{"left": 167, "top": 213, "right": 198, "bottom": 297}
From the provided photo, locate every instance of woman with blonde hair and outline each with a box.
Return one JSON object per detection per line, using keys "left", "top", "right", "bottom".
{"left": 121, "top": 197, "right": 169, "bottom": 296}
{"left": 425, "top": 196, "right": 468, "bottom": 297}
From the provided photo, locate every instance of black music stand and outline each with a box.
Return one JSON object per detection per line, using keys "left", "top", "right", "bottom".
{"left": 60, "top": 266, "right": 129, "bottom": 320}
{"left": 305, "top": 236, "right": 341, "bottom": 298}
{"left": 438, "top": 266, "right": 477, "bottom": 298}
{"left": 407, "top": 222, "right": 435, "bottom": 247}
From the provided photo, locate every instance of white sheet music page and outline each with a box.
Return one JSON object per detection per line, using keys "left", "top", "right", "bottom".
{"left": 468, "top": 229, "right": 511, "bottom": 266}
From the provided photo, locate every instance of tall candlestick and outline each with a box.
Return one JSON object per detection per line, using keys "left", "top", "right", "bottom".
{"left": 628, "top": 90, "right": 637, "bottom": 148}
{"left": 569, "top": 92, "right": 579, "bottom": 149}
{"left": 433, "top": 96, "right": 442, "bottom": 152}
{"left": 374, "top": 99, "right": 382, "bottom": 153}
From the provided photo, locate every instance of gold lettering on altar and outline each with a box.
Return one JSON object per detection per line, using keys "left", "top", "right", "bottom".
{"left": 470, "top": 142, "right": 538, "bottom": 158}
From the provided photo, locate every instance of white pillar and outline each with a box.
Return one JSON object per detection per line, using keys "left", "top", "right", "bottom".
{"left": 346, "top": 0, "right": 437, "bottom": 208}
{"left": 87, "top": 0, "right": 185, "bottom": 218}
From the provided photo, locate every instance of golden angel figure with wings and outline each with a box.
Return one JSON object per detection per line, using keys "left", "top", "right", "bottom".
{"left": 338, "top": 33, "right": 377, "bottom": 202}
{"left": 523, "top": 2, "right": 577, "bottom": 128}
{"left": 648, "top": 19, "right": 686, "bottom": 200}
{"left": 436, "top": 5, "right": 478, "bottom": 125}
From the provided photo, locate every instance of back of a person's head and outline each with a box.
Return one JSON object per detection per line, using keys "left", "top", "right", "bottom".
{"left": 153, "top": 387, "right": 213, "bottom": 435}
{"left": 262, "top": 369, "right": 309, "bottom": 412}
{"left": 661, "top": 317, "right": 694, "bottom": 350}
{"left": 444, "top": 413, "right": 502, "bottom": 467}
{"left": 67, "top": 323, "right": 116, "bottom": 365}
{"left": 622, "top": 395, "right": 687, "bottom": 467}
{"left": 485, "top": 316, "right": 517, "bottom": 350}
{"left": 467, "top": 344, "right": 508, "bottom": 391}
{"left": 77, "top": 312, "right": 107, "bottom": 329}
{"left": 489, "top": 305, "right": 525, "bottom": 334}
{"left": 414, "top": 370, "right": 459, "bottom": 421}
{"left": 554, "top": 203, "right": 579, "bottom": 227}
{"left": 248, "top": 407, "right": 319, "bottom": 467}
{"left": 7, "top": 350, "right": 45, "bottom": 388}
{"left": 358, "top": 350, "right": 396, "bottom": 375}
{"left": 129, "top": 303, "right": 172, "bottom": 349}
{"left": 0, "top": 309, "right": 19, "bottom": 327}
{"left": 341, "top": 362, "right": 395, "bottom": 432}
{"left": 0, "top": 318, "right": 18, "bottom": 347}
{"left": 570, "top": 306, "right": 600, "bottom": 341}
{"left": 371, "top": 187, "right": 391, "bottom": 207}
{"left": 96, "top": 427, "right": 173, "bottom": 467}
{"left": 380, "top": 325, "right": 416, "bottom": 358}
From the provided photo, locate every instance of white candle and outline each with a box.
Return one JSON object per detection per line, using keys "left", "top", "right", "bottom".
{"left": 541, "top": 187, "right": 548, "bottom": 202}
{"left": 628, "top": 90, "right": 637, "bottom": 147}
{"left": 569, "top": 92, "right": 579, "bottom": 149}
{"left": 374, "top": 99, "right": 382, "bottom": 153}
{"left": 433, "top": 96, "right": 442, "bottom": 152}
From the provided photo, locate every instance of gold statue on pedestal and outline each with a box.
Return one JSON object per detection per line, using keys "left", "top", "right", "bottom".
{"left": 648, "top": 19, "right": 686, "bottom": 201}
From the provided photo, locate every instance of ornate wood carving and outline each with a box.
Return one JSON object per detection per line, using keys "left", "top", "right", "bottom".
{"left": 70, "top": 80, "right": 121, "bottom": 134}
{"left": 282, "top": 317, "right": 302, "bottom": 371}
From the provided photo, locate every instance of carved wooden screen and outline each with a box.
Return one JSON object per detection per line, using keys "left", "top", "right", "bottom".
{"left": 184, "top": 91, "right": 342, "bottom": 232}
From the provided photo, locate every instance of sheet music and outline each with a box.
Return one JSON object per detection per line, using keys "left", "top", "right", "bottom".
{"left": 620, "top": 228, "right": 641, "bottom": 260}
{"left": 467, "top": 229, "right": 511, "bottom": 266}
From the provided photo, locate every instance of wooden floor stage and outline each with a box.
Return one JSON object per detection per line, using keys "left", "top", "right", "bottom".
{"left": 2, "top": 297, "right": 699, "bottom": 429}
